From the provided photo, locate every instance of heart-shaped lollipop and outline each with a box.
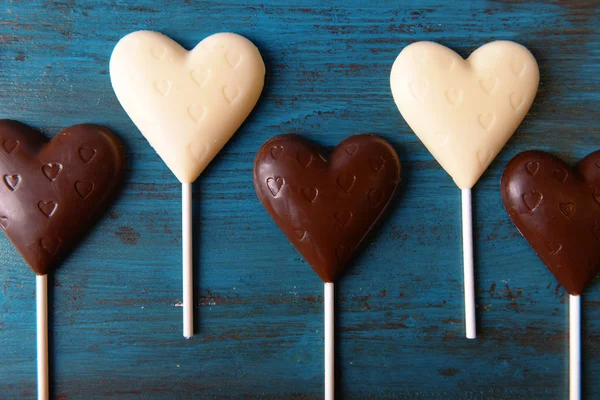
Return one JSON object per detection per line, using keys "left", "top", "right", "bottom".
{"left": 501, "top": 150, "right": 600, "bottom": 399}
{"left": 390, "top": 41, "right": 539, "bottom": 338}
{"left": 501, "top": 150, "right": 600, "bottom": 295}
{"left": 0, "top": 120, "right": 126, "bottom": 275}
{"left": 254, "top": 134, "right": 401, "bottom": 400}
{"left": 390, "top": 41, "right": 539, "bottom": 189}
{"left": 110, "top": 31, "right": 265, "bottom": 338}
{"left": 110, "top": 30, "right": 265, "bottom": 183}
{"left": 0, "top": 120, "right": 125, "bottom": 400}
{"left": 254, "top": 134, "right": 401, "bottom": 282}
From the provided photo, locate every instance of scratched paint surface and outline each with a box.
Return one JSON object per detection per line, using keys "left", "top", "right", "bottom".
{"left": 0, "top": 0, "right": 599, "bottom": 399}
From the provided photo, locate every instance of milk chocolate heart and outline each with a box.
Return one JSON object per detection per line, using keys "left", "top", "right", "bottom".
{"left": 501, "top": 150, "right": 600, "bottom": 295}
{"left": 0, "top": 120, "right": 126, "bottom": 275}
{"left": 253, "top": 135, "right": 401, "bottom": 282}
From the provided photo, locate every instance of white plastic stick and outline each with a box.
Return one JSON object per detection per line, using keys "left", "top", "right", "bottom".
{"left": 36, "top": 274, "right": 48, "bottom": 400}
{"left": 324, "top": 282, "right": 334, "bottom": 400}
{"left": 461, "top": 188, "right": 476, "bottom": 339}
{"left": 570, "top": 294, "right": 581, "bottom": 400}
{"left": 182, "top": 183, "right": 193, "bottom": 339}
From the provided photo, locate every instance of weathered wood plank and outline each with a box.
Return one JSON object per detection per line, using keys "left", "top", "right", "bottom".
{"left": 0, "top": 0, "right": 599, "bottom": 398}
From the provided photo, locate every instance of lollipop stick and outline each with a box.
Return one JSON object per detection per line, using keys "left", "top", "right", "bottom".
{"left": 324, "top": 282, "right": 334, "bottom": 400}
{"left": 36, "top": 274, "right": 48, "bottom": 400}
{"left": 570, "top": 294, "right": 581, "bottom": 400}
{"left": 461, "top": 188, "right": 476, "bottom": 339}
{"left": 182, "top": 182, "right": 193, "bottom": 339}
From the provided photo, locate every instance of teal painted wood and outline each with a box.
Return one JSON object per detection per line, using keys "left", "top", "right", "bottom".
{"left": 0, "top": 0, "right": 599, "bottom": 398}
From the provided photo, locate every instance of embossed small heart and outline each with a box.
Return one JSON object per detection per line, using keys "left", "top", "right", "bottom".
{"left": 0, "top": 120, "right": 125, "bottom": 275}
{"left": 501, "top": 150, "right": 600, "bottom": 294}
{"left": 254, "top": 135, "right": 401, "bottom": 282}
{"left": 42, "top": 162, "right": 62, "bottom": 181}
{"left": 110, "top": 31, "right": 265, "bottom": 183}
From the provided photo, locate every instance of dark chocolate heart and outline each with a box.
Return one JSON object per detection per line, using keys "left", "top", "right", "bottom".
{"left": 500, "top": 150, "right": 600, "bottom": 295}
{"left": 0, "top": 120, "right": 126, "bottom": 275}
{"left": 253, "top": 134, "right": 401, "bottom": 282}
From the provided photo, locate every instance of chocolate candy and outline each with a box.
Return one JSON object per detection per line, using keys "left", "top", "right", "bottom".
{"left": 110, "top": 31, "right": 265, "bottom": 183}
{"left": 253, "top": 134, "right": 401, "bottom": 282}
{"left": 501, "top": 150, "right": 600, "bottom": 295}
{"left": 0, "top": 120, "right": 126, "bottom": 275}
{"left": 390, "top": 41, "right": 539, "bottom": 189}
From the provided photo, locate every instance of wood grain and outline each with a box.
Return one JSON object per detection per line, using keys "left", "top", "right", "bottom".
{"left": 0, "top": 0, "right": 599, "bottom": 398}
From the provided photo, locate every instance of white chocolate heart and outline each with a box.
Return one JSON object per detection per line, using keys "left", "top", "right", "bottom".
{"left": 110, "top": 31, "right": 265, "bottom": 183}
{"left": 390, "top": 41, "right": 539, "bottom": 189}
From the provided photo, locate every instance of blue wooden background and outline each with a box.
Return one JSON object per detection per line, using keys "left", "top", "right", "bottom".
{"left": 0, "top": 0, "right": 599, "bottom": 398}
